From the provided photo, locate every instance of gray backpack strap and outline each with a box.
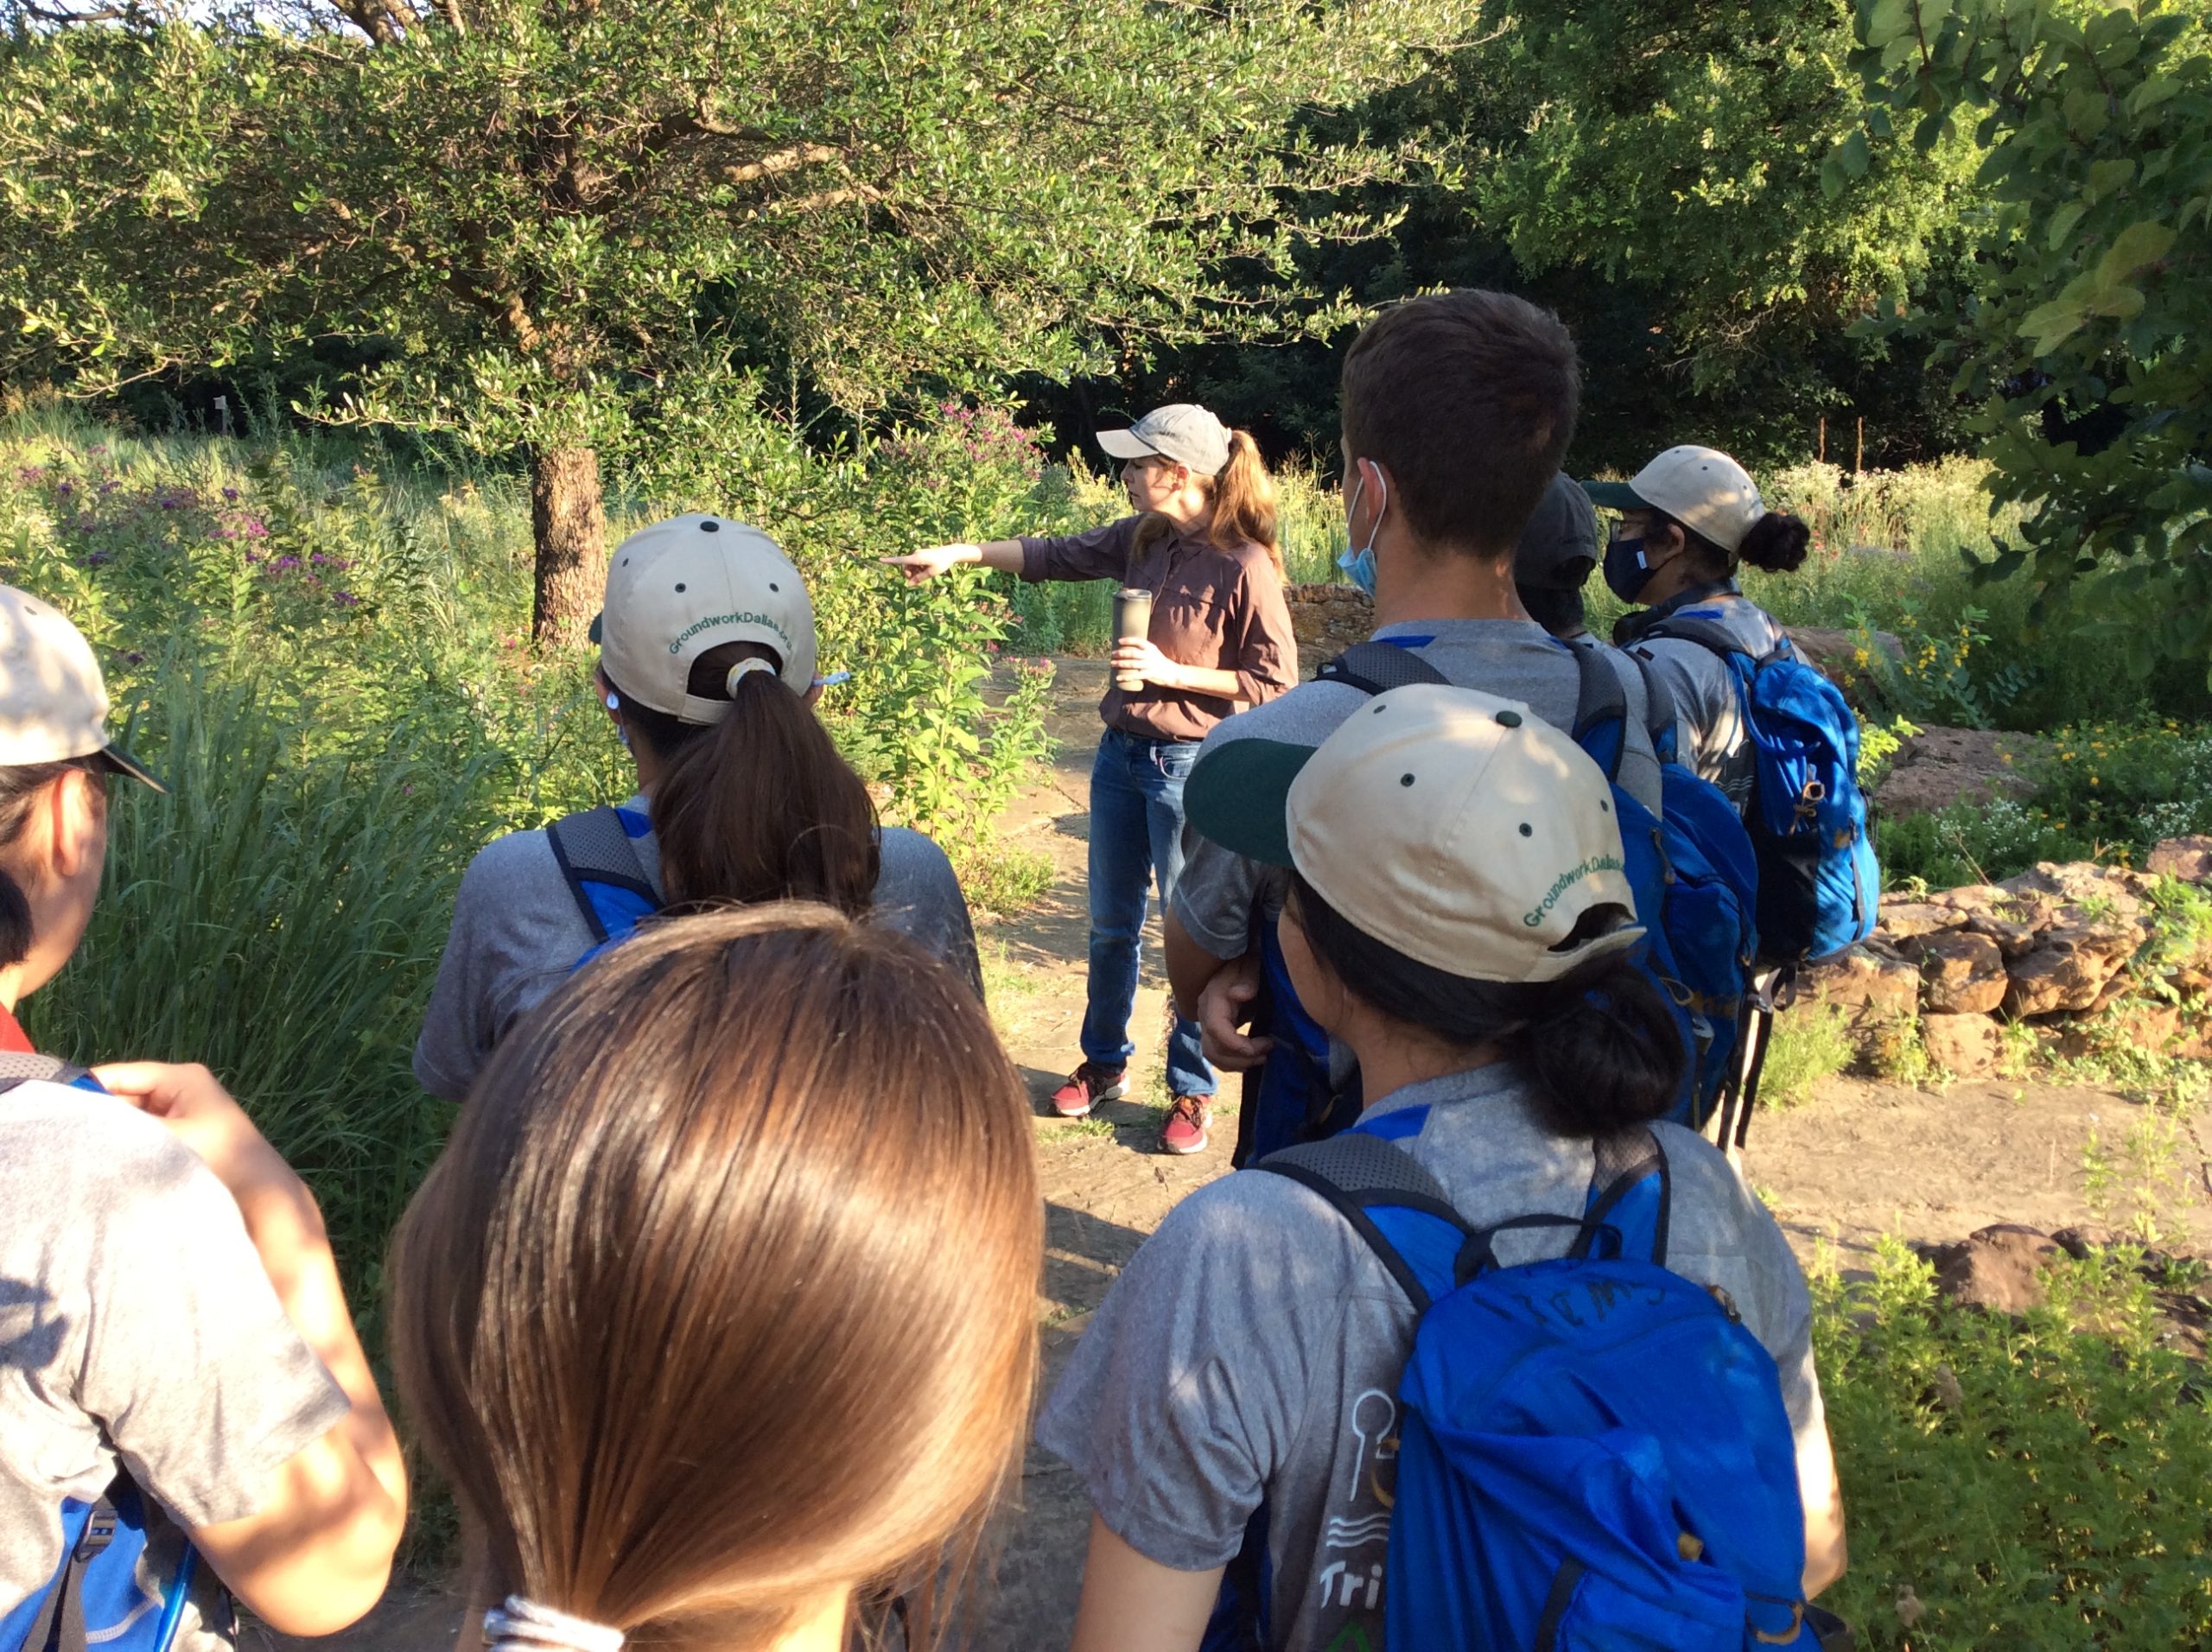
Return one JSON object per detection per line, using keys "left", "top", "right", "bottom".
{"left": 1313, "top": 641, "right": 1452, "bottom": 696}
{"left": 1255, "top": 1133, "right": 1476, "bottom": 1310}
{"left": 0, "top": 1052, "right": 84, "bottom": 1095}
{"left": 543, "top": 806, "right": 658, "bottom": 945}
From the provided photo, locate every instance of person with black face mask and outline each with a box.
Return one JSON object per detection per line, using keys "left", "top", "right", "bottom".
{"left": 1586, "top": 446, "right": 1813, "bottom": 813}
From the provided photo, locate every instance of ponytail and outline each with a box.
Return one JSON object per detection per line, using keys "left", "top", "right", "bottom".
{"left": 1737, "top": 511, "right": 1811, "bottom": 574}
{"left": 1287, "top": 873, "right": 1682, "bottom": 1139}
{"left": 615, "top": 645, "right": 880, "bottom": 918}
{"left": 1203, "top": 430, "right": 1282, "bottom": 576}
{"left": 653, "top": 674, "right": 879, "bottom": 916}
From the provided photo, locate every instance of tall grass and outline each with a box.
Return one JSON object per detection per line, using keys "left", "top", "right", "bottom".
{"left": 22, "top": 673, "right": 499, "bottom": 1334}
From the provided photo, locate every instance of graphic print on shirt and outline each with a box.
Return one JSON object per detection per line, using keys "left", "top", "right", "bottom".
{"left": 1315, "top": 1384, "right": 1398, "bottom": 1626}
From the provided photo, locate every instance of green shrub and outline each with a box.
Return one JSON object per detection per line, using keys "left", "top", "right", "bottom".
{"left": 1760, "top": 1003, "right": 1856, "bottom": 1107}
{"left": 1878, "top": 799, "right": 2095, "bottom": 891}
{"left": 1815, "top": 1238, "right": 2212, "bottom": 1648}
{"left": 22, "top": 671, "right": 494, "bottom": 1335}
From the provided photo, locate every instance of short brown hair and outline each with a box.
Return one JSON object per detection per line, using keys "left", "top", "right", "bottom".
{"left": 389, "top": 905, "right": 1041, "bottom": 1648}
{"left": 1340, "top": 290, "right": 1581, "bottom": 557}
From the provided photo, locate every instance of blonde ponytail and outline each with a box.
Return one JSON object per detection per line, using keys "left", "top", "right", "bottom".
{"left": 1202, "top": 430, "right": 1282, "bottom": 575}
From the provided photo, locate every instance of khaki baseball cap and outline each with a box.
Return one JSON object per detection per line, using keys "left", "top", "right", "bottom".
{"left": 1095, "top": 404, "right": 1232, "bottom": 479}
{"left": 1185, "top": 684, "right": 1641, "bottom": 983}
{"left": 592, "top": 514, "right": 818, "bottom": 724}
{"left": 1583, "top": 445, "right": 1766, "bottom": 555}
{"left": 0, "top": 586, "right": 162, "bottom": 791}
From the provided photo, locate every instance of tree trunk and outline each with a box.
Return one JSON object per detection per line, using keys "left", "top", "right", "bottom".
{"left": 531, "top": 443, "right": 607, "bottom": 647}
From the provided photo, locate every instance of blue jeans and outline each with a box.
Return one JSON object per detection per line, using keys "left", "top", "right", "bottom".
{"left": 1082, "top": 728, "right": 1216, "bottom": 1098}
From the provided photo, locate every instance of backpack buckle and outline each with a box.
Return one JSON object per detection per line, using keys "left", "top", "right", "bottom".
{"left": 76, "top": 1501, "right": 118, "bottom": 1560}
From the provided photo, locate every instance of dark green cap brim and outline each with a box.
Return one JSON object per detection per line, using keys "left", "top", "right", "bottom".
{"left": 1580, "top": 480, "right": 1649, "bottom": 511}
{"left": 1184, "top": 738, "right": 1317, "bottom": 868}
{"left": 94, "top": 743, "right": 165, "bottom": 794}
{"left": 588, "top": 612, "right": 603, "bottom": 645}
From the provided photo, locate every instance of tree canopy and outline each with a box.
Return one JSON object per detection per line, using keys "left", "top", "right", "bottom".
{"left": 0, "top": 0, "right": 1470, "bottom": 635}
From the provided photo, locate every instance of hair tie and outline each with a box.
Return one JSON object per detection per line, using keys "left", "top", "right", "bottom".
{"left": 482, "top": 1597, "right": 625, "bottom": 1652}
{"left": 724, "top": 657, "right": 779, "bottom": 696}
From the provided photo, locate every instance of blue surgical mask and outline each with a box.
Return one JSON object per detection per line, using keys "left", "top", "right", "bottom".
{"left": 1602, "top": 533, "right": 1651, "bottom": 602}
{"left": 1338, "top": 468, "right": 1387, "bottom": 597}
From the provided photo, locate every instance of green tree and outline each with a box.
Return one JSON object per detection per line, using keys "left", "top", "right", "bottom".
{"left": 1477, "top": 0, "right": 1976, "bottom": 393}
{"left": 1033, "top": 0, "right": 1986, "bottom": 474}
{"left": 1845, "top": 0, "right": 2211, "bottom": 679}
{"left": 0, "top": 0, "right": 1461, "bottom": 640}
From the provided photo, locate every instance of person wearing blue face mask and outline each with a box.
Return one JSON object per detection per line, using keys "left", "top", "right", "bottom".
{"left": 1161, "top": 291, "right": 1670, "bottom": 1167}
{"left": 1587, "top": 445, "right": 1815, "bottom": 810}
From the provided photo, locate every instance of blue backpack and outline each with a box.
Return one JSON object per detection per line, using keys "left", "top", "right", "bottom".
{"left": 1312, "top": 642, "right": 1758, "bottom": 1130}
{"left": 544, "top": 804, "right": 661, "bottom": 967}
{"left": 1255, "top": 1125, "right": 1823, "bottom": 1650}
{"left": 0, "top": 1061, "right": 208, "bottom": 1652}
{"left": 1638, "top": 620, "right": 1878, "bottom": 965}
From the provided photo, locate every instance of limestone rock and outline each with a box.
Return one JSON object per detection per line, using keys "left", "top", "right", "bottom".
{"left": 1904, "top": 929, "right": 2009, "bottom": 1014}
{"left": 1919, "top": 1225, "right": 2059, "bottom": 1313}
{"left": 1874, "top": 728, "right": 2049, "bottom": 822}
{"left": 1784, "top": 626, "right": 1903, "bottom": 712}
{"left": 2004, "top": 861, "right": 2150, "bottom": 920}
{"left": 1928, "top": 883, "right": 2012, "bottom": 912}
{"left": 2004, "top": 920, "right": 2144, "bottom": 1018}
{"left": 1962, "top": 906, "right": 2044, "bottom": 960}
{"left": 1282, "top": 582, "right": 1373, "bottom": 658}
{"left": 2149, "top": 836, "right": 2212, "bottom": 883}
{"left": 1921, "top": 1012, "right": 2000, "bottom": 1077}
{"left": 1800, "top": 942, "right": 1921, "bottom": 1023}
{"left": 1876, "top": 899, "right": 1968, "bottom": 941}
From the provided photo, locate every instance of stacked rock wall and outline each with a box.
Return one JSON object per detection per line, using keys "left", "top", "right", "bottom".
{"left": 1796, "top": 838, "right": 2212, "bottom": 1076}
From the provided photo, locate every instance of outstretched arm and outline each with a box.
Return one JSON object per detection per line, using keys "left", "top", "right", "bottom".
{"left": 881, "top": 539, "right": 1026, "bottom": 581}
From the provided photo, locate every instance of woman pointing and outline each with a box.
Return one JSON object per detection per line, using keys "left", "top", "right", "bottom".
{"left": 887, "top": 404, "right": 1298, "bottom": 1155}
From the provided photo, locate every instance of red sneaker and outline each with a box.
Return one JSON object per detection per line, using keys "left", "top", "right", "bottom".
{"left": 1159, "top": 1096, "right": 1211, "bottom": 1155}
{"left": 1050, "top": 1063, "right": 1126, "bottom": 1119}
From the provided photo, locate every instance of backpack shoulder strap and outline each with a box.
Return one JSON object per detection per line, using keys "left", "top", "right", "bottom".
{"left": 1566, "top": 641, "right": 1630, "bottom": 783}
{"left": 544, "top": 806, "right": 659, "bottom": 946}
{"left": 1573, "top": 1129, "right": 1674, "bottom": 1267}
{"left": 1620, "top": 648, "right": 1681, "bottom": 766}
{"left": 1641, "top": 613, "right": 1753, "bottom": 659}
{"left": 1256, "top": 1133, "right": 1474, "bottom": 1311}
{"left": 1314, "top": 640, "right": 1451, "bottom": 697}
{"left": 0, "top": 1052, "right": 89, "bottom": 1096}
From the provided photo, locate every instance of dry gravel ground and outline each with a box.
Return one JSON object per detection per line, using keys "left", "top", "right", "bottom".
{"left": 270, "top": 657, "right": 2211, "bottom": 1651}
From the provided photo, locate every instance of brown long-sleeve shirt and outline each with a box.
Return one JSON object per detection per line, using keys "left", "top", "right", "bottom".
{"left": 1019, "top": 514, "right": 1300, "bottom": 743}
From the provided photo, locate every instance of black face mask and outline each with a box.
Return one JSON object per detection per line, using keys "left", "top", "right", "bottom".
{"left": 1602, "top": 532, "right": 1652, "bottom": 602}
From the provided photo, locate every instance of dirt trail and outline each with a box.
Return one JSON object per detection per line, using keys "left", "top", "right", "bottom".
{"left": 272, "top": 655, "right": 2209, "bottom": 1651}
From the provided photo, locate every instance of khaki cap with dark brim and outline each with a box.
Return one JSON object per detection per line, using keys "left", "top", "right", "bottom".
{"left": 0, "top": 586, "right": 164, "bottom": 792}
{"left": 1185, "top": 684, "right": 1642, "bottom": 985}
{"left": 1580, "top": 446, "right": 1766, "bottom": 555}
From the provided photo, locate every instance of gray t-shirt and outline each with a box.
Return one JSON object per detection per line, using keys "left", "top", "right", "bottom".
{"left": 1624, "top": 590, "right": 1784, "bottom": 808}
{"left": 1036, "top": 1063, "right": 1824, "bottom": 1652}
{"left": 0, "top": 1080, "right": 348, "bottom": 1649}
{"left": 1172, "top": 619, "right": 1666, "bottom": 960}
{"left": 413, "top": 798, "right": 982, "bottom": 1102}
